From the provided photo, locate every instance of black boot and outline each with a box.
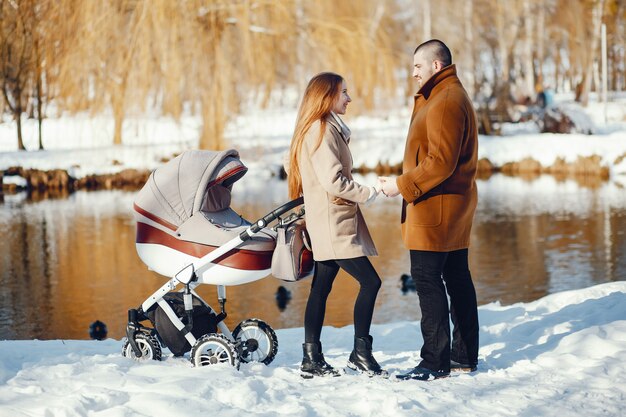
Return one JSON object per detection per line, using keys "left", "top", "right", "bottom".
{"left": 300, "top": 342, "right": 340, "bottom": 379}
{"left": 396, "top": 366, "right": 450, "bottom": 381}
{"left": 347, "top": 336, "right": 388, "bottom": 377}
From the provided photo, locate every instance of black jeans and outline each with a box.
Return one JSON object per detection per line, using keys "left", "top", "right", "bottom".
{"left": 410, "top": 249, "right": 479, "bottom": 372}
{"left": 304, "top": 257, "right": 381, "bottom": 343}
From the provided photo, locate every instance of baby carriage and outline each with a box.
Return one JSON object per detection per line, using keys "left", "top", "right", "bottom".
{"left": 122, "top": 149, "right": 305, "bottom": 368}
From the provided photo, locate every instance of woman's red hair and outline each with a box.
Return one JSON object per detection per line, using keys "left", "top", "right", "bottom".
{"left": 288, "top": 72, "right": 343, "bottom": 199}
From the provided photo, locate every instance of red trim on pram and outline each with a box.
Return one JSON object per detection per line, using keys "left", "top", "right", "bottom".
{"left": 134, "top": 203, "right": 178, "bottom": 231}
{"left": 207, "top": 165, "right": 247, "bottom": 188}
{"left": 136, "top": 222, "right": 273, "bottom": 271}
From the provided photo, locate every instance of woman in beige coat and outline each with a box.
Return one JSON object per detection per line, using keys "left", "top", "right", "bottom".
{"left": 287, "top": 72, "right": 387, "bottom": 378}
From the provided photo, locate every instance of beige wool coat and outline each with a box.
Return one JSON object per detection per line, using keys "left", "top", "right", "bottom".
{"left": 396, "top": 65, "right": 478, "bottom": 252}
{"left": 298, "top": 114, "right": 378, "bottom": 261}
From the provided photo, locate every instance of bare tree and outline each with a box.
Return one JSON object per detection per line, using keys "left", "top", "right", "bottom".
{"left": 521, "top": 0, "right": 535, "bottom": 98}
{"left": 605, "top": 0, "right": 625, "bottom": 91}
{"left": 3, "top": 0, "right": 625, "bottom": 148}
{"left": 577, "top": 0, "right": 606, "bottom": 105}
{"left": 0, "top": 0, "right": 35, "bottom": 150}
{"left": 463, "top": 0, "right": 476, "bottom": 99}
{"left": 29, "top": 0, "right": 49, "bottom": 150}
{"left": 557, "top": 0, "right": 607, "bottom": 105}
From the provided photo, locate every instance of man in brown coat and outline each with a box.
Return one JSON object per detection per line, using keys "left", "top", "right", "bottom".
{"left": 381, "top": 39, "right": 479, "bottom": 380}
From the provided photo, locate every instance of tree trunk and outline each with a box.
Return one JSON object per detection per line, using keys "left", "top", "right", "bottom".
{"left": 111, "top": 77, "right": 128, "bottom": 145}
{"left": 16, "top": 111, "right": 25, "bottom": 151}
{"left": 613, "top": 1, "right": 625, "bottom": 91}
{"left": 496, "top": 0, "right": 509, "bottom": 83}
{"left": 521, "top": 0, "right": 535, "bottom": 98}
{"left": 113, "top": 105, "right": 124, "bottom": 146}
{"left": 463, "top": 0, "right": 475, "bottom": 99}
{"left": 37, "top": 91, "right": 43, "bottom": 150}
{"left": 554, "top": 47, "right": 562, "bottom": 93}
{"left": 422, "top": 0, "right": 431, "bottom": 41}
{"left": 199, "top": 42, "right": 225, "bottom": 151}
{"left": 593, "top": 59, "right": 600, "bottom": 94}
{"left": 35, "top": 40, "right": 43, "bottom": 150}
{"left": 577, "top": 0, "right": 605, "bottom": 106}
{"left": 536, "top": 0, "right": 545, "bottom": 82}
{"left": 295, "top": 0, "right": 307, "bottom": 94}
{"left": 199, "top": 95, "right": 225, "bottom": 151}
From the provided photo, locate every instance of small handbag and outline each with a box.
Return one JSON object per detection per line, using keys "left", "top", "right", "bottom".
{"left": 271, "top": 219, "right": 314, "bottom": 281}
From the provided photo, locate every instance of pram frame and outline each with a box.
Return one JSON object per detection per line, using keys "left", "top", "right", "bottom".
{"left": 126, "top": 197, "right": 305, "bottom": 359}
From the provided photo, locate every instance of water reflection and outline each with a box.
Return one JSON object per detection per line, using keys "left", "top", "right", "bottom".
{"left": 470, "top": 174, "right": 626, "bottom": 303}
{"left": 0, "top": 173, "right": 624, "bottom": 340}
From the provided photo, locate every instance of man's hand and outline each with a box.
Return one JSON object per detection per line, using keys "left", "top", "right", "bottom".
{"left": 378, "top": 176, "right": 400, "bottom": 197}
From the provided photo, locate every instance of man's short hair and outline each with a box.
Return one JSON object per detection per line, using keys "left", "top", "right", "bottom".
{"left": 414, "top": 39, "right": 452, "bottom": 67}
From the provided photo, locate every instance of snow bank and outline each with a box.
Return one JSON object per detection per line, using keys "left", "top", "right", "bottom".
{"left": 478, "top": 132, "right": 626, "bottom": 176}
{"left": 1, "top": 96, "right": 626, "bottom": 180}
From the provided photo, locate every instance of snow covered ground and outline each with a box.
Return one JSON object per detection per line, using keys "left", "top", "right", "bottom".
{"left": 0, "top": 281, "right": 624, "bottom": 417}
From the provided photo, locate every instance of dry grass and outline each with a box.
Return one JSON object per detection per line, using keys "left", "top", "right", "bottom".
{"left": 31, "top": 0, "right": 401, "bottom": 149}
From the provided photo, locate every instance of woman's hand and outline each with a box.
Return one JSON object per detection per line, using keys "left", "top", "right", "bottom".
{"left": 374, "top": 177, "right": 384, "bottom": 194}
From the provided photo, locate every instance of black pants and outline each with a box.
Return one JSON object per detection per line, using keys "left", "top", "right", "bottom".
{"left": 410, "top": 249, "right": 479, "bottom": 372}
{"left": 304, "top": 257, "right": 381, "bottom": 343}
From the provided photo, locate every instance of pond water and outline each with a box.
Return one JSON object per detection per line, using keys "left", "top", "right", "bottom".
{"left": 1, "top": 173, "right": 625, "bottom": 340}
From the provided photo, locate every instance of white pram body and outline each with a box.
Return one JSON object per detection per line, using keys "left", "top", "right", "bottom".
{"left": 123, "top": 149, "right": 304, "bottom": 368}
{"left": 133, "top": 149, "right": 276, "bottom": 285}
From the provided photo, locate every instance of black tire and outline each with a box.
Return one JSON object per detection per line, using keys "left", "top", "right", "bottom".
{"left": 232, "top": 318, "right": 278, "bottom": 365}
{"left": 190, "top": 333, "right": 240, "bottom": 369}
{"left": 122, "top": 333, "right": 162, "bottom": 361}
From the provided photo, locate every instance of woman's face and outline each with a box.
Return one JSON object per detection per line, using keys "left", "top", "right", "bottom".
{"left": 332, "top": 80, "right": 351, "bottom": 115}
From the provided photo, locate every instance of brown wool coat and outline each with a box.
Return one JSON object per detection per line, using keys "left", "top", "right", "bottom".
{"left": 298, "top": 114, "right": 378, "bottom": 261}
{"left": 396, "top": 65, "right": 478, "bottom": 252}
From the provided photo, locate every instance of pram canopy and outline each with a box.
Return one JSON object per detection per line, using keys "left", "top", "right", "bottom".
{"left": 135, "top": 149, "right": 247, "bottom": 229}
{"left": 133, "top": 149, "right": 276, "bottom": 283}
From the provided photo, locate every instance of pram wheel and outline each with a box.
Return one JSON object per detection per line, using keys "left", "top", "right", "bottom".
{"left": 233, "top": 318, "right": 278, "bottom": 365}
{"left": 190, "top": 333, "right": 240, "bottom": 369}
{"left": 121, "top": 333, "right": 162, "bottom": 361}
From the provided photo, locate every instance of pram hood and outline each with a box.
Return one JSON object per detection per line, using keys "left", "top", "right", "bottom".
{"left": 135, "top": 149, "right": 247, "bottom": 229}
{"left": 133, "top": 149, "right": 278, "bottom": 283}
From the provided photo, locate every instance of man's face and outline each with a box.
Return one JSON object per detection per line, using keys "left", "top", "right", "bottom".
{"left": 413, "top": 49, "right": 437, "bottom": 88}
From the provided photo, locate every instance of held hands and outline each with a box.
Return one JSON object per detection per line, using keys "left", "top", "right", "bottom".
{"left": 365, "top": 178, "right": 386, "bottom": 205}
{"left": 378, "top": 176, "right": 400, "bottom": 197}
{"left": 365, "top": 177, "right": 399, "bottom": 205}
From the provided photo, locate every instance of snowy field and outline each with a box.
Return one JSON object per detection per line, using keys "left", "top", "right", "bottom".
{"left": 0, "top": 281, "right": 624, "bottom": 417}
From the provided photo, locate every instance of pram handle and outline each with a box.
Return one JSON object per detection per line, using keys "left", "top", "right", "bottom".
{"left": 239, "top": 197, "right": 304, "bottom": 241}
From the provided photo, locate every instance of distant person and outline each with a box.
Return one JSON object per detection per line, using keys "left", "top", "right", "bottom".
{"left": 543, "top": 86, "right": 554, "bottom": 108}
{"left": 287, "top": 72, "right": 387, "bottom": 378}
{"left": 535, "top": 80, "right": 546, "bottom": 108}
{"left": 379, "top": 39, "right": 479, "bottom": 380}
{"left": 536, "top": 81, "right": 554, "bottom": 109}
